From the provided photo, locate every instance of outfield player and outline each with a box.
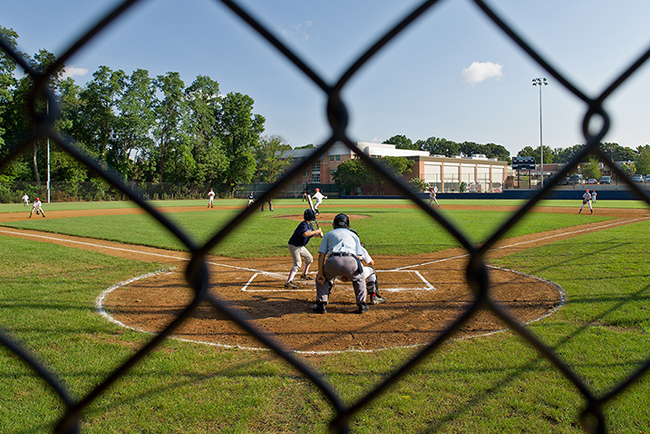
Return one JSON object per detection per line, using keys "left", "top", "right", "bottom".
{"left": 285, "top": 209, "right": 323, "bottom": 289}
{"left": 578, "top": 189, "right": 593, "bottom": 214}
{"left": 247, "top": 191, "right": 255, "bottom": 207}
{"left": 429, "top": 186, "right": 440, "bottom": 207}
{"left": 207, "top": 188, "right": 215, "bottom": 208}
{"left": 28, "top": 197, "right": 45, "bottom": 218}
{"left": 591, "top": 190, "right": 597, "bottom": 203}
{"left": 22, "top": 192, "right": 29, "bottom": 207}
{"left": 314, "top": 214, "right": 368, "bottom": 314}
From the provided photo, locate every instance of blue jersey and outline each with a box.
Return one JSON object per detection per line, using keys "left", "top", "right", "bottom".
{"left": 288, "top": 221, "right": 315, "bottom": 247}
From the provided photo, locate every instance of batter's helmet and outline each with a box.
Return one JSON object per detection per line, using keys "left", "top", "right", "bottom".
{"left": 304, "top": 209, "right": 316, "bottom": 221}
{"left": 333, "top": 213, "right": 349, "bottom": 229}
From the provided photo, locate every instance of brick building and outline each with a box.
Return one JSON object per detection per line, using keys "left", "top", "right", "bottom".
{"left": 284, "top": 142, "right": 509, "bottom": 193}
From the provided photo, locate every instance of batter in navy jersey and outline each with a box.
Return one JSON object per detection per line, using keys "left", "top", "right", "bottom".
{"left": 284, "top": 209, "right": 323, "bottom": 289}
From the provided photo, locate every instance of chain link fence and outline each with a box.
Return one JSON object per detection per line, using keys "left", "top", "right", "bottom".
{"left": 2, "top": 0, "right": 650, "bottom": 433}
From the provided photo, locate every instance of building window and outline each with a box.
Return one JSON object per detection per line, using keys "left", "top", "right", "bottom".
{"left": 312, "top": 173, "right": 321, "bottom": 182}
{"left": 312, "top": 162, "right": 321, "bottom": 173}
{"left": 330, "top": 155, "right": 335, "bottom": 161}
{"left": 293, "top": 157, "right": 298, "bottom": 163}
{"left": 336, "top": 155, "right": 340, "bottom": 161}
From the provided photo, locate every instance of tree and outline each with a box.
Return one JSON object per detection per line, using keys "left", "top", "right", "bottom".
{"left": 218, "top": 92, "right": 265, "bottom": 193}
{"left": 332, "top": 158, "right": 370, "bottom": 194}
{"left": 153, "top": 72, "right": 186, "bottom": 182}
{"left": 109, "top": 69, "right": 156, "bottom": 179}
{"left": 77, "top": 66, "right": 126, "bottom": 162}
{"left": 183, "top": 75, "right": 226, "bottom": 184}
{"left": 416, "top": 136, "right": 460, "bottom": 157}
{"left": 254, "top": 135, "right": 292, "bottom": 183}
{"left": 635, "top": 145, "right": 650, "bottom": 175}
{"left": 384, "top": 134, "right": 415, "bottom": 150}
{"left": 517, "top": 145, "right": 554, "bottom": 164}
{"left": 333, "top": 156, "right": 413, "bottom": 195}
{"left": 581, "top": 158, "right": 601, "bottom": 180}
{"left": 0, "top": 26, "right": 19, "bottom": 149}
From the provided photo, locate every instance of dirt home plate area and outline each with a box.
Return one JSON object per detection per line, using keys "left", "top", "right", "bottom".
{"left": 2, "top": 205, "right": 649, "bottom": 354}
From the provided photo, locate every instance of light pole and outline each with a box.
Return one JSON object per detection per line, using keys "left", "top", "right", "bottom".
{"left": 532, "top": 77, "right": 548, "bottom": 188}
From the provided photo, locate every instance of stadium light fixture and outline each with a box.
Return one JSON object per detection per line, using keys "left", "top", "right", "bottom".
{"left": 532, "top": 77, "right": 548, "bottom": 188}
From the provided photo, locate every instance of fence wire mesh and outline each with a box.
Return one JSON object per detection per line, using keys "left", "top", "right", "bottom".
{"left": 2, "top": 0, "right": 650, "bottom": 433}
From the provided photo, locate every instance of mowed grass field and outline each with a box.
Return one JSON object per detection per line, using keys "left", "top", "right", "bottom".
{"left": 1, "top": 198, "right": 650, "bottom": 433}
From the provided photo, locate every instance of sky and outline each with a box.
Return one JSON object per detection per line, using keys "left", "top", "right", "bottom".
{"left": 4, "top": 0, "right": 650, "bottom": 156}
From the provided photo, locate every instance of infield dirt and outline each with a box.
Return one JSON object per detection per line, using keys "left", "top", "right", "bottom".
{"left": 1, "top": 204, "right": 648, "bottom": 354}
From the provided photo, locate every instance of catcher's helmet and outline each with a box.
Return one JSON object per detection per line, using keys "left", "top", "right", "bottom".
{"left": 303, "top": 208, "right": 316, "bottom": 221}
{"left": 333, "top": 213, "right": 350, "bottom": 229}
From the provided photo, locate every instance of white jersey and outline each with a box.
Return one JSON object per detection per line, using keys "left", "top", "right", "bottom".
{"left": 582, "top": 192, "right": 592, "bottom": 202}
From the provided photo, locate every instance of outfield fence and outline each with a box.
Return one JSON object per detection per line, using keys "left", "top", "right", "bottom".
{"left": 2, "top": 1, "right": 650, "bottom": 433}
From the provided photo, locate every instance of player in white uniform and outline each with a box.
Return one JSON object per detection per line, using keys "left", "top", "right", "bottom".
{"left": 429, "top": 186, "right": 440, "bottom": 207}
{"left": 29, "top": 197, "right": 45, "bottom": 218}
{"left": 247, "top": 192, "right": 255, "bottom": 207}
{"left": 591, "top": 190, "right": 597, "bottom": 203}
{"left": 207, "top": 188, "right": 215, "bottom": 208}
{"left": 578, "top": 189, "right": 593, "bottom": 214}
{"left": 312, "top": 188, "right": 327, "bottom": 214}
{"left": 22, "top": 193, "right": 29, "bottom": 207}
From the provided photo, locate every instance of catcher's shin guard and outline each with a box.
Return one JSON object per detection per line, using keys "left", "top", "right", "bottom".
{"left": 367, "top": 280, "right": 377, "bottom": 295}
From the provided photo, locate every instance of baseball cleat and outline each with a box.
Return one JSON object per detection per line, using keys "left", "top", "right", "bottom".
{"left": 312, "top": 302, "right": 327, "bottom": 314}
{"left": 284, "top": 281, "right": 299, "bottom": 289}
{"left": 357, "top": 303, "right": 369, "bottom": 314}
{"left": 300, "top": 274, "right": 313, "bottom": 280}
{"left": 370, "top": 294, "right": 386, "bottom": 304}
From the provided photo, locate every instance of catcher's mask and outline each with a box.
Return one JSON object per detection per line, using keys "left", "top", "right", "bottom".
{"left": 333, "top": 213, "right": 350, "bottom": 229}
{"left": 303, "top": 209, "right": 316, "bottom": 221}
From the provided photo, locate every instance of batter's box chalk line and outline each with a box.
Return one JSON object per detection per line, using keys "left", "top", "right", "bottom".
{"left": 241, "top": 268, "right": 436, "bottom": 293}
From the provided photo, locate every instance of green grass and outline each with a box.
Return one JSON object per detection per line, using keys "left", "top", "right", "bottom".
{"left": 1, "top": 200, "right": 612, "bottom": 257}
{"left": 1, "top": 201, "right": 650, "bottom": 432}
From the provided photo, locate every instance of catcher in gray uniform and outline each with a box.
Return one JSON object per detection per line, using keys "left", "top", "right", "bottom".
{"left": 314, "top": 213, "right": 368, "bottom": 314}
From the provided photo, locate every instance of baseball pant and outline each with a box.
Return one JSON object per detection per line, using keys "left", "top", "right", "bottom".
{"left": 316, "top": 255, "right": 367, "bottom": 305}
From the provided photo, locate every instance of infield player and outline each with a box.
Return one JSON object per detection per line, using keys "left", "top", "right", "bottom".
{"left": 285, "top": 209, "right": 323, "bottom": 289}
{"left": 312, "top": 188, "right": 327, "bottom": 215}
{"left": 591, "top": 190, "right": 597, "bottom": 203}
{"left": 22, "top": 192, "right": 29, "bottom": 207}
{"left": 28, "top": 197, "right": 45, "bottom": 218}
{"left": 349, "top": 229, "right": 386, "bottom": 305}
{"left": 314, "top": 213, "right": 369, "bottom": 314}
{"left": 578, "top": 188, "right": 593, "bottom": 214}
{"left": 207, "top": 188, "right": 215, "bottom": 208}
{"left": 429, "top": 186, "right": 440, "bottom": 207}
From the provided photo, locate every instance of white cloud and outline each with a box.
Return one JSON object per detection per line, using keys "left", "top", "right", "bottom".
{"left": 279, "top": 21, "right": 313, "bottom": 42}
{"left": 370, "top": 137, "right": 383, "bottom": 143}
{"left": 61, "top": 65, "right": 88, "bottom": 79}
{"left": 460, "top": 61, "right": 503, "bottom": 85}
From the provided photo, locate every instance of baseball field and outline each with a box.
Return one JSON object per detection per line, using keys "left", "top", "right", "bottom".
{"left": 1, "top": 198, "right": 649, "bottom": 433}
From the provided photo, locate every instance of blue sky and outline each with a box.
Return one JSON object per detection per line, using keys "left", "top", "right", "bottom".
{"left": 4, "top": 0, "right": 650, "bottom": 156}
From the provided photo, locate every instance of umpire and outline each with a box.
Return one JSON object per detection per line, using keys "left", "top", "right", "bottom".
{"left": 314, "top": 213, "right": 369, "bottom": 314}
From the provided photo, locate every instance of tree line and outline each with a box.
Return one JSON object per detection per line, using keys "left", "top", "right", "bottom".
{"left": 383, "top": 135, "right": 650, "bottom": 175}
{"left": 0, "top": 26, "right": 292, "bottom": 200}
